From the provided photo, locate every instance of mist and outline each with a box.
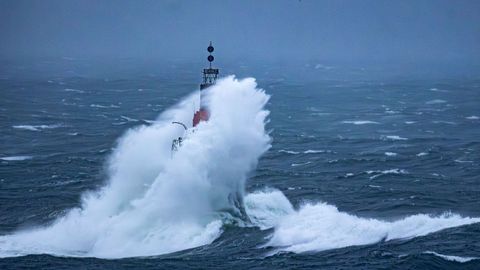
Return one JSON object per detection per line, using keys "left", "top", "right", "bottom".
{"left": 1, "top": 0, "right": 479, "bottom": 75}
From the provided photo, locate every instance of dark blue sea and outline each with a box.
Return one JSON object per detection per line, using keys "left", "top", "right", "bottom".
{"left": 1, "top": 59, "right": 479, "bottom": 269}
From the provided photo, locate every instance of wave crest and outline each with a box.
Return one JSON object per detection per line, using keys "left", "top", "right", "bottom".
{"left": 0, "top": 76, "right": 271, "bottom": 259}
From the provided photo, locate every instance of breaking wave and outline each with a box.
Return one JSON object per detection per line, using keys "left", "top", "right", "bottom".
{"left": 0, "top": 76, "right": 271, "bottom": 259}
{"left": 1, "top": 76, "right": 479, "bottom": 259}
{"left": 261, "top": 195, "right": 480, "bottom": 254}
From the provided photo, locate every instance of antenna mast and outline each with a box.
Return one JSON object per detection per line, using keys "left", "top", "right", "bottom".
{"left": 200, "top": 41, "right": 219, "bottom": 90}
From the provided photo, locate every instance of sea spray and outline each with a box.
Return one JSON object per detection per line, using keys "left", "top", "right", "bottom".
{"left": 0, "top": 76, "right": 271, "bottom": 258}
{"left": 2, "top": 76, "right": 479, "bottom": 259}
{"left": 256, "top": 194, "right": 480, "bottom": 254}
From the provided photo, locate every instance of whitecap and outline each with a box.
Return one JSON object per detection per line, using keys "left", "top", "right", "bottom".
{"left": 0, "top": 156, "right": 33, "bottom": 161}
{"left": 0, "top": 76, "right": 271, "bottom": 259}
{"left": 143, "top": 120, "right": 158, "bottom": 124}
{"left": 426, "top": 99, "right": 447, "bottom": 105}
{"left": 304, "top": 150, "right": 330, "bottom": 154}
{"left": 424, "top": 251, "right": 478, "bottom": 263}
{"left": 279, "top": 150, "right": 300, "bottom": 155}
{"left": 13, "top": 125, "right": 39, "bottom": 131}
{"left": 310, "top": 112, "right": 332, "bottom": 116}
{"left": 454, "top": 159, "right": 473, "bottom": 163}
{"left": 416, "top": 152, "right": 428, "bottom": 157}
{"left": 291, "top": 161, "right": 312, "bottom": 167}
{"left": 120, "top": 116, "right": 139, "bottom": 122}
{"left": 385, "top": 110, "right": 398, "bottom": 114}
{"left": 366, "top": 168, "right": 408, "bottom": 179}
{"left": 429, "top": 88, "right": 448, "bottom": 92}
{"left": 266, "top": 203, "right": 480, "bottom": 254}
{"left": 384, "top": 152, "right": 397, "bottom": 157}
{"left": 381, "top": 135, "right": 408, "bottom": 141}
{"left": 432, "top": 121, "right": 456, "bottom": 125}
{"left": 13, "top": 124, "right": 62, "bottom": 131}
{"left": 466, "top": 115, "right": 479, "bottom": 120}
{"left": 342, "top": 120, "right": 379, "bottom": 125}
{"left": 64, "top": 88, "right": 85, "bottom": 93}
{"left": 314, "top": 64, "right": 333, "bottom": 70}
{"left": 90, "top": 104, "right": 120, "bottom": 108}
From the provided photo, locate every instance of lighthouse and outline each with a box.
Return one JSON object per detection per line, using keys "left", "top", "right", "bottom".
{"left": 193, "top": 42, "right": 219, "bottom": 127}
{"left": 171, "top": 42, "right": 219, "bottom": 154}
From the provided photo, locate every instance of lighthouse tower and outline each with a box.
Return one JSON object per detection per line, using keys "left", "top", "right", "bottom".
{"left": 193, "top": 42, "right": 219, "bottom": 127}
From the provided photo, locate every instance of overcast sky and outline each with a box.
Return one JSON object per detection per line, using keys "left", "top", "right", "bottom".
{"left": 1, "top": 0, "right": 479, "bottom": 65}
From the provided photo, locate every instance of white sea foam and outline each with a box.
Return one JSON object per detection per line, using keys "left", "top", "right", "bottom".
{"left": 426, "top": 99, "right": 447, "bottom": 105}
{"left": 244, "top": 189, "right": 294, "bottom": 230}
{"left": 429, "top": 88, "right": 448, "bottom": 92}
{"left": 381, "top": 135, "right": 408, "bottom": 141}
{"left": 278, "top": 150, "right": 300, "bottom": 155}
{"left": 366, "top": 169, "right": 407, "bottom": 174}
{"left": 64, "top": 88, "right": 85, "bottom": 93}
{"left": 454, "top": 159, "right": 473, "bottom": 163}
{"left": 432, "top": 121, "right": 456, "bottom": 125}
{"left": 384, "top": 152, "right": 397, "bottom": 157}
{"left": 385, "top": 110, "right": 398, "bottom": 114}
{"left": 90, "top": 104, "right": 120, "bottom": 108}
{"left": 266, "top": 203, "right": 480, "bottom": 254}
{"left": 291, "top": 161, "right": 312, "bottom": 167}
{"left": 304, "top": 149, "right": 330, "bottom": 154}
{"left": 417, "top": 152, "right": 428, "bottom": 157}
{"left": 120, "top": 116, "right": 139, "bottom": 122}
{"left": 342, "top": 120, "right": 379, "bottom": 125}
{"left": 3, "top": 76, "right": 478, "bottom": 259}
{"left": 314, "top": 64, "right": 333, "bottom": 70}
{"left": 466, "top": 115, "right": 479, "bottom": 120}
{"left": 366, "top": 169, "right": 408, "bottom": 179}
{"left": 13, "top": 124, "right": 62, "bottom": 131}
{"left": 424, "top": 251, "right": 479, "bottom": 263}
{"left": 0, "top": 76, "right": 271, "bottom": 259}
{"left": 0, "top": 156, "right": 33, "bottom": 161}
{"left": 143, "top": 119, "right": 158, "bottom": 124}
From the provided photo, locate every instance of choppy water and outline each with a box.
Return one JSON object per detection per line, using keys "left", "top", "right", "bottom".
{"left": 1, "top": 60, "right": 479, "bottom": 269}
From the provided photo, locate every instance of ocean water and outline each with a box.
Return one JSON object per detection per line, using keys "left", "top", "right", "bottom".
{"left": 0, "top": 60, "right": 479, "bottom": 269}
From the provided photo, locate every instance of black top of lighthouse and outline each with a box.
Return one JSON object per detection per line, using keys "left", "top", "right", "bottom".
{"left": 200, "top": 41, "right": 219, "bottom": 90}
{"left": 208, "top": 42, "right": 214, "bottom": 53}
